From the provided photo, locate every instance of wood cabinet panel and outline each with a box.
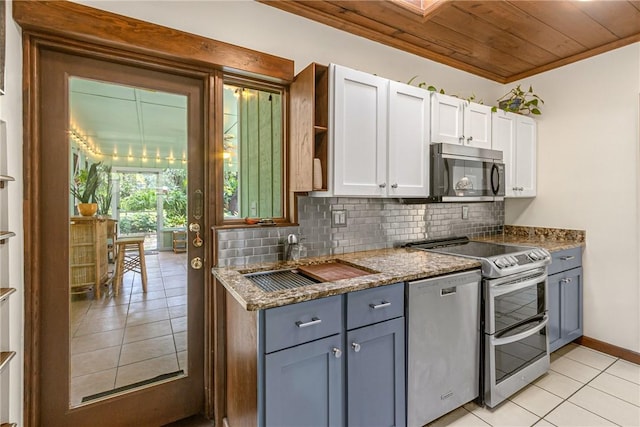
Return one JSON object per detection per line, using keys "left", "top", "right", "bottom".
{"left": 69, "top": 217, "right": 108, "bottom": 299}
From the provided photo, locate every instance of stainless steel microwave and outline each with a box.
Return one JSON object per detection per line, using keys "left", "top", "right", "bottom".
{"left": 428, "top": 143, "right": 505, "bottom": 202}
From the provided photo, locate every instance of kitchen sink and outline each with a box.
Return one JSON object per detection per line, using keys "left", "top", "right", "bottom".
{"left": 244, "top": 269, "right": 320, "bottom": 292}
{"left": 244, "top": 261, "right": 376, "bottom": 293}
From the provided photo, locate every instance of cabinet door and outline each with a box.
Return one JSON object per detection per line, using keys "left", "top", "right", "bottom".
{"left": 265, "top": 334, "right": 343, "bottom": 427}
{"left": 548, "top": 267, "right": 583, "bottom": 353}
{"left": 492, "top": 110, "right": 517, "bottom": 197}
{"left": 430, "top": 93, "right": 464, "bottom": 145}
{"left": 464, "top": 102, "right": 492, "bottom": 149}
{"left": 347, "top": 317, "right": 405, "bottom": 427}
{"left": 388, "top": 81, "right": 430, "bottom": 197}
{"left": 514, "top": 115, "right": 537, "bottom": 197}
{"left": 560, "top": 267, "right": 583, "bottom": 344}
{"left": 331, "top": 64, "right": 388, "bottom": 196}
{"left": 547, "top": 274, "right": 561, "bottom": 352}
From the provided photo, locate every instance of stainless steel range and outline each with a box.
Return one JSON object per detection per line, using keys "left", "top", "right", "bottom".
{"left": 403, "top": 236, "right": 552, "bottom": 408}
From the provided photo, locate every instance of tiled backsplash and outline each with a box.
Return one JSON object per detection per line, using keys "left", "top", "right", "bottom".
{"left": 216, "top": 196, "right": 504, "bottom": 267}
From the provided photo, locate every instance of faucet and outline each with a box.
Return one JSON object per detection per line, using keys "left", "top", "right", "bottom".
{"left": 285, "top": 233, "right": 298, "bottom": 261}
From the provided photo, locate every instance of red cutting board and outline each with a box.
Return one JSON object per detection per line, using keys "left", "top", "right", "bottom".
{"left": 297, "top": 262, "right": 371, "bottom": 282}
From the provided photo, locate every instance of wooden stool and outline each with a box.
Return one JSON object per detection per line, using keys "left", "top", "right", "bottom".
{"left": 113, "top": 237, "right": 148, "bottom": 296}
{"left": 172, "top": 230, "right": 187, "bottom": 253}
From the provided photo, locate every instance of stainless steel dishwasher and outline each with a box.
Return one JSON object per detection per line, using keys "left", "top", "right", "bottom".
{"left": 407, "top": 269, "right": 481, "bottom": 427}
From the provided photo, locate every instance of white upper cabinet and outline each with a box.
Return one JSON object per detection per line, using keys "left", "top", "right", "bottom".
{"left": 332, "top": 64, "right": 388, "bottom": 196}
{"left": 430, "top": 93, "right": 492, "bottom": 149}
{"left": 492, "top": 110, "right": 537, "bottom": 197}
{"left": 388, "top": 81, "right": 430, "bottom": 197}
{"left": 464, "top": 102, "right": 493, "bottom": 149}
{"left": 330, "top": 64, "right": 429, "bottom": 197}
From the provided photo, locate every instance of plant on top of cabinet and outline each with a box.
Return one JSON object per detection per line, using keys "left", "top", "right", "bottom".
{"left": 492, "top": 84, "right": 544, "bottom": 116}
{"left": 406, "top": 76, "right": 445, "bottom": 94}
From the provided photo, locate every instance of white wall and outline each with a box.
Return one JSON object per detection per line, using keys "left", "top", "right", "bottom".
{"left": 504, "top": 44, "right": 640, "bottom": 353}
{"left": 3, "top": 1, "right": 24, "bottom": 423}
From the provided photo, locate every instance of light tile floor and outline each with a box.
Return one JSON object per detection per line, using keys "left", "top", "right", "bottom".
{"left": 69, "top": 251, "right": 188, "bottom": 407}
{"left": 429, "top": 343, "right": 640, "bottom": 427}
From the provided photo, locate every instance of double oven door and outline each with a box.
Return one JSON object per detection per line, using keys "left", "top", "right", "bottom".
{"left": 482, "top": 267, "right": 550, "bottom": 407}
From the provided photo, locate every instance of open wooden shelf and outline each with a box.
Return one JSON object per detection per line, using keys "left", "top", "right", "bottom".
{"left": 0, "top": 175, "right": 14, "bottom": 189}
{"left": 0, "top": 232, "right": 15, "bottom": 245}
{"left": 0, "top": 288, "right": 16, "bottom": 302}
{"left": 0, "top": 352, "right": 15, "bottom": 373}
{"left": 289, "top": 63, "right": 329, "bottom": 194}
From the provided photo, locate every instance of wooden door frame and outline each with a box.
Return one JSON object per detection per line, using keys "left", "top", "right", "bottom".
{"left": 13, "top": 2, "right": 294, "bottom": 426}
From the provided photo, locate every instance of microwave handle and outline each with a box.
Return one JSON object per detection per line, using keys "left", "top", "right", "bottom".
{"left": 491, "top": 163, "right": 500, "bottom": 195}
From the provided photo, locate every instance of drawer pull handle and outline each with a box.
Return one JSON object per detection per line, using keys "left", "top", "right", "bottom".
{"left": 560, "top": 255, "right": 575, "bottom": 261}
{"left": 560, "top": 278, "right": 573, "bottom": 284}
{"left": 295, "top": 317, "right": 322, "bottom": 328}
{"left": 369, "top": 301, "right": 391, "bottom": 310}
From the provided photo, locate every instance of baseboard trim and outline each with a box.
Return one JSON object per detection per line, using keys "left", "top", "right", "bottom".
{"left": 575, "top": 336, "right": 640, "bottom": 365}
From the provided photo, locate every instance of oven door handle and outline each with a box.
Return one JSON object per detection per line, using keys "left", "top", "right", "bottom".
{"left": 491, "top": 273, "right": 547, "bottom": 298}
{"left": 492, "top": 314, "right": 548, "bottom": 346}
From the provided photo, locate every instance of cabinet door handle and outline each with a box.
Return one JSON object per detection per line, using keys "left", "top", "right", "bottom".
{"left": 467, "top": 136, "right": 473, "bottom": 143}
{"left": 560, "top": 278, "right": 573, "bottom": 284}
{"left": 369, "top": 301, "right": 391, "bottom": 310}
{"left": 391, "top": 183, "right": 398, "bottom": 189}
{"left": 351, "top": 342, "right": 361, "bottom": 352}
{"left": 560, "top": 255, "right": 575, "bottom": 261}
{"left": 295, "top": 317, "right": 321, "bottom": 328}
{"left": 332, "top": 347, "right": 342, "bottom": 358}
{"left": 379, "top": 183, "right": 387, "bottom": 188}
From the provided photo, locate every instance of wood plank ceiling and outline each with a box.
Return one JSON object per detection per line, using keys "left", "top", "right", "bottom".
{"left": 261, "top": 0, "right": 640, "bottom": 83}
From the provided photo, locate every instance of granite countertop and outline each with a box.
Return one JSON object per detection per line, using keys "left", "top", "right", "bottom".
{"left": 213, "top": 248, "right": 481, "bottom": 311}
{"left": 213, "top": 225, "right": 586, "bottom": 311}
{"left": 475, "top": 225, "right": 586, "bottom": 252}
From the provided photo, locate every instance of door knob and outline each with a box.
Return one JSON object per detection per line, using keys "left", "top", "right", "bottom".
{"left": 189, "top": 223, "right": 200, "bottom": 233}
{"left": 190, "top": 257, "right": 203, "bottom": 270}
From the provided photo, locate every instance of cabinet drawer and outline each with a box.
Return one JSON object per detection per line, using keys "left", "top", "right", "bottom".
{"left": 347, "top": 282, "right": 404, "bottom": 330}
{"left": 548, "top": 247, "right": 582, "bottom": 275}
{"left": 264, "top": 295, "right": 342, "bottom": 353}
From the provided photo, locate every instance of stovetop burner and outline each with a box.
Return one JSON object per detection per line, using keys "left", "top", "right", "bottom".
{"left": 402, "top": 236, "right": 551, "bottom": 278}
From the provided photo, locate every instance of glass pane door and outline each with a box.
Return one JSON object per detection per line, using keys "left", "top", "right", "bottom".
{"left": 69, "top": 77, "right": 189, "bottom": 407}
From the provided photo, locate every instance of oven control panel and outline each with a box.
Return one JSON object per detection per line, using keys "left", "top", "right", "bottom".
{"left": 493, "top": 249, "right": 550, "bottom": 270}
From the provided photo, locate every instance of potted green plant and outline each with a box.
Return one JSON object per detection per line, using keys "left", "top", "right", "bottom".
{"left": 492, "top": 84, "right": 544, "bottom": 115}
{"left": 95, "top": 164, "right": 113, "bottom": 216}
{"left": 70, "top": 161, "right": 102, "bottom": 216}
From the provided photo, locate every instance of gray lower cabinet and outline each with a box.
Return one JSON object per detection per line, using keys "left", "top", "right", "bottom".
{"left": 346, "top": 316, "right": 405, "bottom": 427}
{"left": 265, "top": 334, "right": 344, "bottom": 427}
{"left": 547, "top": 247, "right": 583, "bottom": 352}
{"left": 260, "top": 283, "right": 405, "bottom": 427}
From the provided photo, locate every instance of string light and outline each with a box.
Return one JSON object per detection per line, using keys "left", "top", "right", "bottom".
{"left": 69, "top": 128, "right": 187, "bottom": 166}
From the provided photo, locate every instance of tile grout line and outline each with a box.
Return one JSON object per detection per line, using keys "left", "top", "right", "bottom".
{"left": 114, "top": 271, "right": 134, "bottom": 390}
{"left": 530, "top": 355, "right": 623, "bottom": 426}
